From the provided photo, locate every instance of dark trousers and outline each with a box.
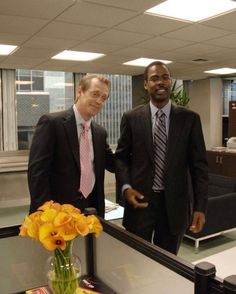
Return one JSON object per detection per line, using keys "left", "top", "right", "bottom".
{"left": 126, "top": 191, "right": 185, "bottom": 255}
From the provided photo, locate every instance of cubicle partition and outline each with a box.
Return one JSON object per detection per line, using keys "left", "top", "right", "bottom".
{"left": 1, "top": 220, "right": 236, "bottom": 294}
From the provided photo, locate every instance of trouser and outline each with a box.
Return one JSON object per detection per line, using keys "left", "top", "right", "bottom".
{"left": 126, "top": 190, "right": 185, "bottom": 255}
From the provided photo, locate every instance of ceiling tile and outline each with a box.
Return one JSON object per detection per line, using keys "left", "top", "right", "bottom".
{"left": 115, "top": 14, "right": 190, "bottom": 35}
{"left": 58, "top": 1, "right": 137, "bottom": 28}
{"left": 13, "top": 47, "right": 58, "bottom": 58}
{"left": 0, "top": 0, "right": 75, "bottom": 19}
{"left": 89, "top": 29, "right": 152, "bottom": 46}
{"left": 0, "top": 56, "right": 44, "bottom": 68}
{"left": 0, "top": 0, "right": 236, "bottom": 79}
{"left": 23, "top": 37, "right": 80, "bottom": 50}
{"left": 0, "top": 33, "right": 29, "bottom": 45}
{"left": 71, "top": 42, "right": 124, "bottom": 53}
{"left": 205, "top": 33, "right": 236, "bottom": 49}
{"left": 163, "top": 24, "right": 231, "bottom": 42}
{"left": 83, "top": 0, "right": 164, "bottom": 12}
{"left": 36, "top": 21, "right": 105, "bottom": 41}
{"left": 0, "top": 14, "right": 48, "bottom": 34}
{"left": 134, "top": 36, "right": 193, "bottom": 52}
{"left": 203, "top": 10, "right": 236, "bottom": 33}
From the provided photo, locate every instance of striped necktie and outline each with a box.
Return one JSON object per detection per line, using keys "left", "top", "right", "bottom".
{"left": 153, "top": 110, "right": 167, "bottom": 191}
{"left": 80, "top": 121, "right": 93, "bottom": 198}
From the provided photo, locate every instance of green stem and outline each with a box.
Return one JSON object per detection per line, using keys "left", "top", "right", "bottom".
{"left": 51, "top": 241, "right": 79, "bottom": 294}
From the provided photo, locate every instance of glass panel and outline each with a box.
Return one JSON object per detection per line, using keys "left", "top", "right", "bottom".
{"left": 96, "top": 231, "right": 194, "bottom": 294}
{"left": 0, "top": 235, "right": 86, "bottom": 293}
{"left": 16, "top": 70, "right": 74, "bottom": 150}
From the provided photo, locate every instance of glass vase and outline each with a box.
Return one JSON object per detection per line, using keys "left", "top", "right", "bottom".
{"left": 46, "top": 240, "right": 81, "bottom": 294}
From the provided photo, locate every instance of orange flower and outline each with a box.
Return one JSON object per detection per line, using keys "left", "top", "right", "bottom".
{"left": 40, "top": 208, "right": 57, "bottom": 222}
{"left": 19, "top": 212, "right": 42, "bottom": 240}
{"left": 53, "top": 212, "right": 72, "bottom": 227}
{"left": 59, "top": 222, "right": 78, "bottom": 241}
{"left": 86, "top": 215, "right": 103, "bottom": 237}
{"left": 61, "top": 204, "right": 81, "bottom": 214}
{"left": 74, "top": 219, "right": 89, "bottom": 236}
{"left": 19, "top": 200, "right": 103, "bottom": 250}
{"left": 42, "top": 235, "right": 66, "bottom": 251}
{"left": 37, "top": 201, "right": 54, "bottom": 211}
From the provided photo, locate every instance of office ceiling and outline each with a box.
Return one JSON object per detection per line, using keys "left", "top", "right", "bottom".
{"left": 1, "top": 0, "right": 236, "bottom": 80}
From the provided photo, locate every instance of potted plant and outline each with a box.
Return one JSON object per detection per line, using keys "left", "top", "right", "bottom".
{"left": 170, "top": 80, "right": 190, "bottom": 107}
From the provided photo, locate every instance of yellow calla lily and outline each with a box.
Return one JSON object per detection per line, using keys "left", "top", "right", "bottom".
{"left": 19, "top": 215, "right": 40, "bottom": 240}
{"left": 86, "top": 215, "right": 103, "bottom": 237}
{"left": 61, "top": 204, "right": 80, "bottom": 213}
{"left": 19, "top": 201, "right": 103, "bottom": 251}
{"left": 53, "top": 211, "right": 72, "bottom": 227}
{"left": 39, "top": 223, "right": 61, "bottom": 242}
{"left": 37, "top": 200, "right": 54, "bottom": 211}
{"left": 40, "top": 208, "right": 57, "bottom": 222}
{"left": 41, "top": 235, "right": 66, "bottom": 251}
{"left": 59, "top": 222, "right": 78, "bottom": 241}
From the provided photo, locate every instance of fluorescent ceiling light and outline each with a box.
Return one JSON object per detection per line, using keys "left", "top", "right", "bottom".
{"left": 0, "top": 44, "right": 18, "bottom": 55}
{"left": 52, "top": 50, "right": 105, "bottom": 61}
{"left": 204, "top": 68, "right": 236, "bottom": 75}
{"left": 123, "top": 58, "right": 172, "bottom": 67}
{"left": 145, "top": 0, "right": 236, "bottom": 22}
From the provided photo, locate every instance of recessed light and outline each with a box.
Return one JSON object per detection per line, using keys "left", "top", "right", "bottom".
{"left": 0, "top": 44, "right": 18, "bottom": 55}
{"left": 123, "top": 58, "right": 172, "bottom": 67}
{"left": 204, "top": 68, "right": 236, "bottom": 75}
{"left": 52, "top": 50, "right": 105, "bottom": 61}
{"left": 145, "top": 0, "right": 236, "bottom": 22}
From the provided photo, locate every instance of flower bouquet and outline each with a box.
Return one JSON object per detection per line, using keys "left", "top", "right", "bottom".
{"left": 19, "top": 201, "right": 103, "bottom": 294}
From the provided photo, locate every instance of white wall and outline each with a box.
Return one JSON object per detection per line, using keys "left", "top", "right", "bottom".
{"left": 188, "top": 78, "right": 222, "bottom": 150}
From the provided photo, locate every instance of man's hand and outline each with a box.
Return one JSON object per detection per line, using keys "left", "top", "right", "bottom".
{"left": 124, "top": 188, "right": 148, "bottom": 209}
{"left": 189, "top": 211, "right": 205, "bottom": 233}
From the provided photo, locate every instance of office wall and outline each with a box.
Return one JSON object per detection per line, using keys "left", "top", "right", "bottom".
{"left": 188, "top": 78, "right": 222, "bottom": 150}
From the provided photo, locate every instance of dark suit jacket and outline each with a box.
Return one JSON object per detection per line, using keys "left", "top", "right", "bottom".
{"left": 116, "top": 103, "right": 208, "bottom": 234}
{"left": 28, "top": 107, "right": 114, "bottom": 217}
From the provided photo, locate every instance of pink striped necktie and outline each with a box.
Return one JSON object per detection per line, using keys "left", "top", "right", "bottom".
{"left": 79, "top": 121, "right": 93, "bottom": 198}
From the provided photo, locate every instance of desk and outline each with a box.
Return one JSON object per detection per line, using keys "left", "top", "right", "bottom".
{"left": 104, "top": 199, "right": 124, "bottom": 221}
{"left": 20, "top": 275, "right": 116, "bottom": 294}
{"left": 193, "top": 247, "right": 236, "bottom": 279}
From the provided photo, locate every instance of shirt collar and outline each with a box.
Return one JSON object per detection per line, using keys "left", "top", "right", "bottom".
{"left": 150, "top": 100, "right": 171, "bottom": 120}
{"left": 73, "top": 104, "right": 92, "bottom": 127}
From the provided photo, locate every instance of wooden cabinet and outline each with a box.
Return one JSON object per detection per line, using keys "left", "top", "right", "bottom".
{"left": 207, "top": 151, "right": 236, "bottom": 177}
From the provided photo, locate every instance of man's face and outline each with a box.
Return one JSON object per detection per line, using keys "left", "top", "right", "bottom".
{"left": 144, "top": 64, "right": 172, "bottom": 107}
{"left": 76, "top": 78, "right": 109, "bottom": 119}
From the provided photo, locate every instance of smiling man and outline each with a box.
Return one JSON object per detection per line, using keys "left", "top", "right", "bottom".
{"left": 28, "top": 74, "right": 115, "bottom": 217}
{"left": 115, "top": 61, "right": 208, "bottom": 254}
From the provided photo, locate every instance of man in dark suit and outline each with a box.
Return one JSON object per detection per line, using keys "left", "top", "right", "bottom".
{"left": 116, "top": 61, "right": 208, "bottom": 254}
{"left": 28, "top": 74, "right": 114, "bottom": 217}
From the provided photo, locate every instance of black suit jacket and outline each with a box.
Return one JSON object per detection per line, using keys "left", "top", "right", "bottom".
{"left": 28, "top": 107, "right": 114, "bottom": 217}
{"left": 116, "top": 103, "right": 208, "bottom": 234}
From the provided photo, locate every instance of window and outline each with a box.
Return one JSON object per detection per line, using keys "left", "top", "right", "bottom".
{"left": 16, "top": 70, "right": 74, "bottom": 150}
{"left": 223, "top": 79, "right": 236, "bottom": 115}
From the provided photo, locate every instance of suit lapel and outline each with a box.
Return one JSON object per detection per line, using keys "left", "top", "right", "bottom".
{"left": 166, "top": 104, "right": 182, "bottom": 166}
{"left": 63, "top": 107, "right": 80, "bottom": 169}
{"left": 143, "top": 104, "right": 155, "bottom": 166}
